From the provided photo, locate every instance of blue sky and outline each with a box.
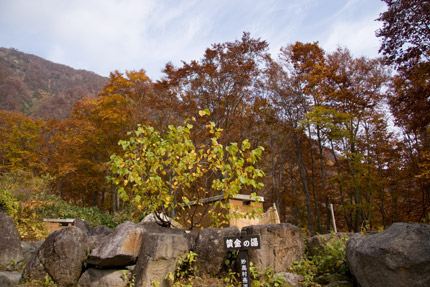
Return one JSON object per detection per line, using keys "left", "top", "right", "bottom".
{"left": 0, "top": 0, "right": 387, "bottom": 80}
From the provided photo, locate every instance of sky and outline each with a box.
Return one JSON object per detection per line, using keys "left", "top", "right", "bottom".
{"left": 0, "top": 0, "right": 387, "bottom": 80}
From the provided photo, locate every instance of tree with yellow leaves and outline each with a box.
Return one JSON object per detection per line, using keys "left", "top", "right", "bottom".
{"left": 108, "top": 110, "right": 265, "bottom": 228}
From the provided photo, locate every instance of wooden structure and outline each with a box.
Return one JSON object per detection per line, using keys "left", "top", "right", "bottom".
{"left": 178, "top": 193, "right": 280, "bottom": 230}
{"left": 43, "top": 218, "right": 74, "bottom": 233}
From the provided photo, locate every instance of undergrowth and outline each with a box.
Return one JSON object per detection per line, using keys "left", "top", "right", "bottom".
{"left": 0, "top": 170, "right": 120, "bottom": 240}
{"left": 288, "top": 233, "right": 352, "bottom": 286}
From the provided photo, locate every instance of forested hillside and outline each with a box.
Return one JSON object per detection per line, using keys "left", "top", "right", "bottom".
{"left": 1, "top": 1, "right": 429, "bottom": 235}
{"left": 0, "top": 47, "right": 107, "bottom": 120}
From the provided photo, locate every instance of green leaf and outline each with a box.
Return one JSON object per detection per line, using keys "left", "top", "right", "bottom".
{"left": 199, "top": 109, "right": 211, "bottom": 116}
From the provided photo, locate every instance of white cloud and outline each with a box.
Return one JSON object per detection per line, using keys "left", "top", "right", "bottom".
{"left": 321, "top": 3, "right": 385, "bottom": 58}
{"left": 0, "top": 0, "right": 387, "bottom": 79}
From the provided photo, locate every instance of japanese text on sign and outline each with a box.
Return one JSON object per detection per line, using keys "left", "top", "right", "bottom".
{"left": 238, "top": 251, "right": 251, "bottom": 287}
{"left": 224, "top": 235, "right": 260, "bottom": 250}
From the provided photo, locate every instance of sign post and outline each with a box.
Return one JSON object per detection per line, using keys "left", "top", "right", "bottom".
{"left": 224, "top": 234, "right": 261, "bottom": 287}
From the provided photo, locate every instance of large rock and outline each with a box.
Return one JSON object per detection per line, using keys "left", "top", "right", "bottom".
{"left": 242, "top": 224, "right": 305, "bottom": 273}
{"left": 0, "top": 271, "right": 21, "bottom": 287}
{"left": 193, "top": 226, "right": 240, "bottom": 277}
{"left": 87, "top": 221, "right": 146, "bottom": 268}
{"left": 346, "top": 223, "right": 430, "bottom": 287}
{"left": 21, "top": 226, "right": 89, "bottom": 287}
{"left": 88, "top": 225, "right": 113, "bottom": 250}
{"left": 77, "top": 268, "right": 131, "bottom": 287}
{"left": 89, "top": 225, "right": 113, "bottom": 237}
{"left": 0, "top": 211, "right": 23, "bottom": 271}
{"left": 133, "top": 227, "right": 196, "bottom": 287}
{"left": 20, "top": 241, "right": 43, "bottom": 270}
{"left": 73, "top": 217, "right": 92, "bottom": 233}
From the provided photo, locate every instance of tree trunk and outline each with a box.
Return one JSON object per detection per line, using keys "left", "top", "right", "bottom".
{"left": 111, "top": 181, "right": 117, "bottom": 213}
{"left": 307, "top": 124, "right": 322, "bottom": 233}
{"left": 317, "top": 125, "right": 329, "bottom": 232}
{"left": 330, "top": 139, "right": 352, "bottom": 231}
{"left": 294, "top": 130, "right": 315, "bottom": 235}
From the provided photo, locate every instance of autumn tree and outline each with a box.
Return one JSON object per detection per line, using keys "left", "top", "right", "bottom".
{"left": 377, "top": 0, "right": 430, "bottom": 135}
{"left": 264, "top": 45, "right": 317, "bottom": 234}
{"left": 48, "top": 70, "right": 156, "bottom": 211}
{"left": 263, "top": 41, "right": 392, "bottom": 232}
{"left": 0, "top": 111, "right": 45, "bottom": 173}
{"left": 288, "top": 42, "right": 328, "bottom": 233}
{"left": 376, "top": 0, "right": 430, "bottom": 222}
{"left": 376, "top": 0, "right": 430, "bottom": 68}
{"left": 322, "top": 48, "right": 389, "bottom": 231}
{"left": 162, "top": 32, "right": 269, "bottom": 146}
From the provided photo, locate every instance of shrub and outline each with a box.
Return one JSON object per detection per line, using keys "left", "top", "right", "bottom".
{"left": 109, "top": 111, "right": 265, "bottom": 229}
{"left": 37, "top": 196, "right": 118, "bottom": 229}
{"left": 0, "top": 187, "right": 19, "bottom": 216}
{"left": 0, "top": 171, "right": 50, "bottom": 240}
{"left": 166, "top": 250, "right": 198, "bottom": 286}
{"left": 249, "top": 263, "right": 289, "bottom": 287}
{"left": 289, "top": 233, "right": 351, "bottom": 286}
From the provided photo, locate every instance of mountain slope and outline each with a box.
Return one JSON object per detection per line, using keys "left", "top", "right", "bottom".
{"left": 0, "top": 48, "right": 108, "bottom": 120}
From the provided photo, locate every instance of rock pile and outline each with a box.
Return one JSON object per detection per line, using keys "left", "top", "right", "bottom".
{"left": 3, "top": 209, "right": 430, "bottom": 287}
{"left": 0, "top": 211, "right": 306, "bottom": 287}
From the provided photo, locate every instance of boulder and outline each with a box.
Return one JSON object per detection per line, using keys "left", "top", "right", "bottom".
{"left": 21, "top": 241, "right": 43, "bottom": 262}
{"left": 133, "top": 227, "right": 196, "bottom": 287}
{"left": 19, "top": 241, "right": 43, "bottom": 270}
{"left": 0, "top": 271, "right": 21, "bottom": 287}
{"left": 242, "top": 224, "right": 305, "bottom": 273}
{"left": 77, "top": 268, "right": 131, "bottom": 287}
{"left": 87, "top": 221, "right": 147, "bottom": 268}
{"left": 193, "top": 226, "right": 240, "bottom": 277}
{"left": 346, "top": 222, "right": 430, "bottom": 287}
{"left": 88, "top": 225, "right": 113, "bottom": 250}
{"left": 307, "top": 232, "right": 352, "bottom": 256}
{"left": 21, "top": 226, "right": 89, "bottom": 287}
{"left": 0, "top": 211, "right": 23, "bottom": 271}
{"left": 89, "top": 225, "right": 113, "bottom": 237}
{"left": 73, "top": 217, "right": 91, "bottom": 233}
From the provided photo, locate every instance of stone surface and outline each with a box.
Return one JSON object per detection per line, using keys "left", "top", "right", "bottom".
{"left": 307, "top": 232, "right": 352, "bottom": 256}
{"left": 242, "top": 224, "right": 305, "bottom": 273}
{"left": 275, "top": 272, "right": 304, "bottom": 286}
{"left": 21, "top": 226, "right": 89, "bottom": 287}
{"left": 87, "top": 221, "right": 146, "bottom": 268}
{"left": 88, "top": 225, "right": 113, "bottom": 250}
{"left": 0, "top": 271, "right": 21, "bottom": 287}
{"left": 77, "top": 268, "right": 131, "bottom": 287}
{"left": 73, "top": 217, "right": 92, "bottom": 233}
{"left": 141, "top": 212, "right": 183, "bottom": 229}
{"left": 193, "top": 226, "right": 240, "bottom": 277}
{"left": 20, "top": 241, "right": 43, "bottom": 270}
{"left": 89, "top": 225, "right": 113, "bottom": 237}
{"left": 0, "top": 211, "right": 23, "bottom": 271}
{"left": 346, "top": 222, "right": 430, "bottom": 287}
{"left": 133, "top": 228, "right": 196, "bottom": 287}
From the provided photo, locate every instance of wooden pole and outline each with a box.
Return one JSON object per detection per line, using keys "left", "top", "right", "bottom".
{"left": 330, "top": 203, "right": 337, "bottom": 233}
{"left": 273, "top": 203, "right": 281, "bottom": 224}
